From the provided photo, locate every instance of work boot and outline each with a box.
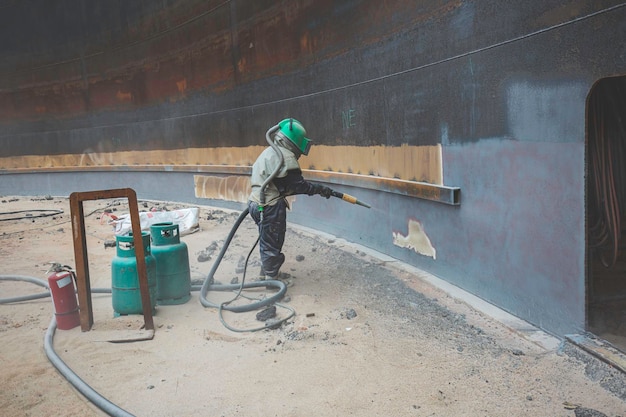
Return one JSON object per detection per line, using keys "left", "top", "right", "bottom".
{"left": 264, "top": 272, "right": 293, "bottom": 287}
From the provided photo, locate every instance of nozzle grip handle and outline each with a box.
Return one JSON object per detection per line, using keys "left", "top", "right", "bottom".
{"left": 330, "top": 190, "right": 371, "bottom": 208}
{"left": 341, "top": 194, "right": 358, "bottom": 204}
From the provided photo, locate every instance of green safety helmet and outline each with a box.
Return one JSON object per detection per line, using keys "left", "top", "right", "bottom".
{"left": 278, "top": 118, "right": 312, "bottom": 156}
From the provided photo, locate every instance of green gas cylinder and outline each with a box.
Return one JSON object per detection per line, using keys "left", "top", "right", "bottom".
{"left": 150, "top": 222, "right": 191, "bottom": 305}
{"left": 111, "top": 232, "right": 157, "bottom": 316}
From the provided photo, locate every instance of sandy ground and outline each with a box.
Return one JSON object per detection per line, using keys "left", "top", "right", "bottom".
{"left": 1, "top": 195, "right": 625, "bottom": 417}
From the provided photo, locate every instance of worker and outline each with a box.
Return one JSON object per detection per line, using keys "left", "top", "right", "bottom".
{"left": 248, "top": 118, "right": 333, "bottom": 281}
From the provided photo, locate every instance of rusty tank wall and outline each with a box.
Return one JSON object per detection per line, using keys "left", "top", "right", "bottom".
{"left": 1, "top": 0, "right": 625, "bottom": 337}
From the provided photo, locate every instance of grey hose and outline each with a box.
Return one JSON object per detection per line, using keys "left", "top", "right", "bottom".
{"left": 0, "top": 275, "right": 110, "bottom": 304}
{"left": 44, "top": 317, "right": 135, "bottom": 417}
{"left": 1, "top": 292, "right": 51, "bottom": 303}
{"left": 0, "top": 274, "right": 49, "bottom": 288}
{"left": 259, "top": 123, "right": 283, "bottom": 207}
{"left": 199, "top": 207, "right": 288, "bottom": 312}
{"left": 198, "top": 123, "right": 293, "bottom": 326}
{"left": 1, "top": 275, "right": 133, "bottom": 417}
{"left": 0, "top": 274, "right": 50, "bottom": 303}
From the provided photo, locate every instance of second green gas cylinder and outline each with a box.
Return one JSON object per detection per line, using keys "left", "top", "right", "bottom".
{"left": 150, "top": 222, "right": 191, "bottom": 305}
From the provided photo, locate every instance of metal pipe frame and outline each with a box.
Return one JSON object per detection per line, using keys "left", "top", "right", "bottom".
{"left": 69, "top": 188, "right": 154, "bottom": 332}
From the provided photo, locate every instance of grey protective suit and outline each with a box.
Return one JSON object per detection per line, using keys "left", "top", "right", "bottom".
{"left": 247, "top": 134, "right": 332, "bottom": 278}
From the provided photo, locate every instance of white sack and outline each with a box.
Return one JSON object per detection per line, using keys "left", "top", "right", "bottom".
{"left": 111, "top": 208, "right": 200, "bottom": 236}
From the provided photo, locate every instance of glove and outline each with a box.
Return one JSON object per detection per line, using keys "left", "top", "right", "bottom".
{"left": 318, "top": 185, "right": 333, "bottom": 199}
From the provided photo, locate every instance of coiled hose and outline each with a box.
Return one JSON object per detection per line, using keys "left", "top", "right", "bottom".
{"left": 198, "top": 206, "right": 295, "bottom": 333}
{"left": 197, "top": 122, "right": 295, "bottom": 331}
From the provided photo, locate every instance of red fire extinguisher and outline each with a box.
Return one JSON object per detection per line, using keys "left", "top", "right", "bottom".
{"left": 47, "top": 263, "right": 81, "bottom": 330}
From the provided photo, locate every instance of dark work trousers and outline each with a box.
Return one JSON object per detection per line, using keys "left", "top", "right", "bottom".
{"left": 248, "top": 199, "right": 287, "bottom": 278}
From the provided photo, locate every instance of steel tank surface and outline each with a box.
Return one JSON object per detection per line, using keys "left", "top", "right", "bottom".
{"left": 111, "top": 232, "right": 157, "bottom": 316}
{"left": 150, "top": 222, "right": 191, "bottom": 305}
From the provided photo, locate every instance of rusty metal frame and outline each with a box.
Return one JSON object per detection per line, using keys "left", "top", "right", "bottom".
{"left": 304, "top": 170, "right": 461, "bottom": 206}
{"left": 69, "top": 188, "right": 154, "bottom": 332}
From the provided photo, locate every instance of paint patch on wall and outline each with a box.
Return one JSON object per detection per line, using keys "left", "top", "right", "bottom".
{"left": 1, "top": 144, "right": 451, "bottom": 206}
{"left": 0, "top": 144, "right": 442, "bottom": 185}
{"left": 194, "top": 175, "right": 250, "bottom": 203}
{"left": 392, "top": 218, "right": 436, "bottom": 259}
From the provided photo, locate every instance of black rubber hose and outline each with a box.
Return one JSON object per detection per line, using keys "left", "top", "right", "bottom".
{"left": 0, "top": 209, "right": 64, "bottom": 222}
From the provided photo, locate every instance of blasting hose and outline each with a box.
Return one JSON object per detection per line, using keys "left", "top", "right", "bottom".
{"left": 0, "top": 275, "right": 50, "bottom": 303}
{"left": 44, "top": 317, "right": 134, "bottom": 417}
{"left": 198, "top": 206, "right": 295, "bottom": 333}
{"left": 198, "top": 207, "right": 288, "bottom": 313}
{"left": 197, "top": 123, "right": 299, "bottom": 331}
{"left": 200, "top": 122, "right": 370, "bottom": 321}
{"left": 259, "top": 123, "right": 283, "bottom": 211}
{"left": 0, "top": 275, "right": 135, "bottom": 417}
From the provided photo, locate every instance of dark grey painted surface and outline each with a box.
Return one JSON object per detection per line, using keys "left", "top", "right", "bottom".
{"left": 0, "top": 171, "right": 240, "bottom": 213}
{"left": 1, "top": 1, "right": 626, "bottom": 339}
{"left": 1, "top": 1, "right": 624, "bottom": 154}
